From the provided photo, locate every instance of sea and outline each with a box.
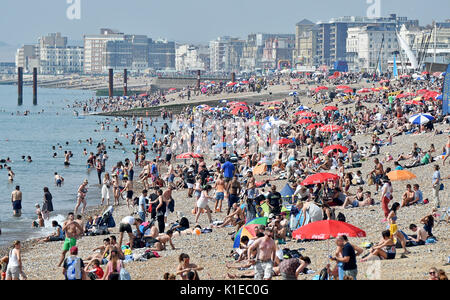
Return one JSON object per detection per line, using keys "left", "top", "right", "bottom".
{"left": 0, "top": 84, "right": 161, "bottom": 247}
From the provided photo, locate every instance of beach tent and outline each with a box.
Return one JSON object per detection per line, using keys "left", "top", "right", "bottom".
{"left": 280, "top": 184, "right": 295, "bottom": 204}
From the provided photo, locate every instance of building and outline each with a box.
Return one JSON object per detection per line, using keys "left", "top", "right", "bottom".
{"left": 293, "top": 19, "right": 318, "bottom": 66}
{"left": 209, "top": 36, "right": 245, "bottom": 73}
{"left": 15, "top": 45, "right": 40, "bottom": 73}
{"left": 84, "top": 29, "right": 155, "bottom": 74}
{"left": 346, "top": 25, "right": 398, "bottom": 72}
{"left": 16, "top": 33, "right": 84, "bottom": 74}
{"left": 261, "top": 36, "right": 296, "bottom": 70}
{"left": 241, "top": 33, "right": 296, "bottom": 72}
{"left": 175, "top": 44, "right": 209, "bottom": 72}
{"left": 148, "top": 39, "right": 176, "bottom": 71}
{"left": 307, "top": 14, "right": 418, "bottom": 67}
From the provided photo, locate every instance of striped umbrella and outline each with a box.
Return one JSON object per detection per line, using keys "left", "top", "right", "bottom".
{"left": 409, "top": 114, "right": 434, "bottom": 125}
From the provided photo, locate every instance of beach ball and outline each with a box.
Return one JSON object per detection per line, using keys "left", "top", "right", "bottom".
{"left": 194, "top": 228, "right": 201, "bottom": 235}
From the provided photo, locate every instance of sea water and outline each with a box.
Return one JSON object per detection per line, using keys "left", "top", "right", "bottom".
{"left": 0, "top": 85, "right": 161, "bottom": 247}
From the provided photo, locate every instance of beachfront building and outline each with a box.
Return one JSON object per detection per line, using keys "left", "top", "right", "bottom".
{"left": 15, "top": 45, "right": 40, "bottom": 73}
{"left": 260, "top": 36, "right": 296, "bottom": 70}
{"left": 16, "top": 33, "right": 84, "bottom": 74}
{"left": 346, "top": 25, "right": 398, "bottom": 72}
{"left": 293, "top": 19, "right": 319, "bottom": 67}
{"left": 240, "top": 33, "right": 296, "bottom": 73}
{"left": 84, "top": 29, "right": 155, "bottom": 74}
{"left": 209, "top": 36, "right": 245, "bottom": 74}
{"left": 175, "top": 44, "right": 209, "bottom": 72}
{"left": 296, "top": 14, "right": 419, "bottom": 68}
{"left": 148, "top": 39, "right": 176, "bottom": 71}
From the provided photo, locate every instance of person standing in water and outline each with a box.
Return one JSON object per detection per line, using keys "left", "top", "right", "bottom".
{"left": 75, "top": 180, "right": 88, "bottom": 215}
{"left": 42, "top": 187, "right": 54, "bottom": 220}
{"left": 11, "top": 186, "right": 22, "bottom": 217}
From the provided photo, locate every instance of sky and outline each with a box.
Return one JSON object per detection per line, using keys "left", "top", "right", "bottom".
{"left": 0, "top": 0, "right": 448, "bottom": 61}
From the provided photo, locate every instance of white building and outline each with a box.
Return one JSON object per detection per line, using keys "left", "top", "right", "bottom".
{"left": 175, "top": 44, "right": 207, "bottom": 72}
{"left": 16, "top": 33, "right": 84, "bottom": 74}
{"left": 346, "top": 26, "right": 398, "bottom": 72}
{"left": 209, "top": 36, "right": 244, "bottom": 73}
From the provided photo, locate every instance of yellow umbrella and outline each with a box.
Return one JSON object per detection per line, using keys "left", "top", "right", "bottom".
{"left": 413, "top": 96, "right": 423, "bottom": 101}
{"left": 387, "top": 170, "right": 417, "bottom": 181}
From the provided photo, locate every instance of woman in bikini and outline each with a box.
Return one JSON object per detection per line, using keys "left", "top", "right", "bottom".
{"left": 75, "top": 180, "right": 88, "bottom": 215}
{"left": 387, "top": 202, "right": 410, "bottom": 255}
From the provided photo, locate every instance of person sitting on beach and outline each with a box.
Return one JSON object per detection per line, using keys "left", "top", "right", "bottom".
{"left": 216, "top": 203, "right": 245, "bottom": 229}
{"left": 85, "top": 238, "right": 111, "bottom": 265}
{"left": 407, "top": 224, "right": 429, "bottom": 246}
{"left": 38, "top": 221, "right": 65, "bottom": 243}
{"left": 361, "top": 230, "right": 396, "bottom": 262}
{"left": 401, "top": 184, "right": 416, "bottom": 207}
{"left": 85, "top": 259, "right": 104, "bottom": 280}
{"left": 176, "top": 253, "right": 204, "bottom": 280}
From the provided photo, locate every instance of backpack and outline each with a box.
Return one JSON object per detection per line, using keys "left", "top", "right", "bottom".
{"left": 65, "top": 256, "right": 82, "bottom": 280}
{"left": 119, "top": 267, "right": 131, "bottom": 280}
{"left": 337, "top": 212, "right": 346, "bottom": 222}
{"left": 319, "top": 267, "right": 329, "bottom": 280}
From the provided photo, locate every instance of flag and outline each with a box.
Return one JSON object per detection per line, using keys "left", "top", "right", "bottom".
{"left": 442, "top": 64, "right": 450, "bottom": 116}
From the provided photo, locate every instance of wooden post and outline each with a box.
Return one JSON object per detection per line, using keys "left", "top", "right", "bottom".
{"left": 123, "top": 69, "right": 128, "bottom": 97}
{"left": 18, "top": 67, "right": 23, "bottom": 106}
{"left": 109, "top": 69, "right": 114, "bottom": 98}
{"left": 33, "top": 68, "right": 37, "bottom": 105}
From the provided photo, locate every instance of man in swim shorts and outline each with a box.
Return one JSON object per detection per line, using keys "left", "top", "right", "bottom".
{"left": 58, "top": 212, "right": 83, "bottom": 267}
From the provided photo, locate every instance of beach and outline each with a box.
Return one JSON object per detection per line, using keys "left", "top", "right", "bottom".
{"left": 4, "top": 77, "right": 449, "bottom": 280}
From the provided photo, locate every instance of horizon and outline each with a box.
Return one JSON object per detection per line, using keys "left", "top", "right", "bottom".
{"left": 0, "top": 0, "right": 449, "bottom": 61}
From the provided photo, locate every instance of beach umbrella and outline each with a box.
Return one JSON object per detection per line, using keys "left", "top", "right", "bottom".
{"left": 323, "top": 145, "right": 348, "bottom": 155}
{"left": 233, "top": 224, "right": 259, "bottom": 248}
{"left": 319, "top": 125, "right": 343, "bottom": 133}
{"left": 176, "top": 153, "right": 203, "bottom": 159}
{"left": 246, "top": 217, "right": 269, "bottom": 226}
{"left": 357, "top": 88, "right": 371, "bottom": 94}
{"left": 276, "top": 138, "right": 294, "bottom": 145}
{"left": 387, "top": 170, "right": 417, "bottom": 181}
{"left": 301, "top": 173, "right": 340, "bottom": 186}
{"left": 139, "top": 93, "right": 149, "bottom": 97}
{"left": 289, "top": 91, "right": 299, "bottom": 96}
{"left": 336, "top": 85, "right": 351, "bottom": 90}
{"left": 306, "top": 123, "right": 324, "bottom": 130}
{"left": 227, "top": 82, "right": 238, "bottom": 87}
{"left": 280, "top": 184, "right": 296, "bottom": 203}
{"left": 323, "top": 106, "right": 338, "bottom": 111}
{"left": 409, "top": 113, "right": 434, "bottom": 125}
{"left": 417, "top": 89, "right": 429, "bottom": 95}
{"left": 405, "top": 100, "right": 424, "bottom": 106}
{"left": 261, "top": 101, "right": 282, "bottom": 106}
{"left": 315, "top": 86, "right": 329, "bottom": 93}
{"left": 343, "top": 89, "right": 353, "bottom": 94}
{"left": 296, "top": 105, "right": 310, "bottom": 111}
{"left": 168, "top": 88, "right": 177, "bottom": 92}
{"left": 292, "top": 220, "right": 366, "bottom": 240}
{"left": 296, "top": 119, "right": 313, "bottom": 125}
{"left": 295, "top": 111, "right": 317, "bottom": 117}
{"left": 231, "top": 106, "right": 249, "bottom": 115}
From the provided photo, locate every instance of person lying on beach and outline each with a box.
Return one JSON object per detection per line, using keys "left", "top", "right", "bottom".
{"left": 146, "top": 230, "right": 175, "bottom": 251}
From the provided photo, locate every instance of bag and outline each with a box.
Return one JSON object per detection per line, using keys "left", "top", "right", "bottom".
{"left": 367, "top": 175, "right": 374, "bottom": 186}
{"left": 319, "top": 267, "right": 328, "bottom": 280}
{"left": 65, "top": 256, "right": 82, "bottom": 280}
{"left": 119, "top": 267, "right": 131, "bottom": 280}
{"left": 439, "top": 183, "right": 444, "bottom": 191}
{"left": 337, "top": 212, "right": 346, "bottom": 222}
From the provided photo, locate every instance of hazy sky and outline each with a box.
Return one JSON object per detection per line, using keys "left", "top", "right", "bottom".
{"left": 0, "top": 0, "right": 448, "bottom": 59}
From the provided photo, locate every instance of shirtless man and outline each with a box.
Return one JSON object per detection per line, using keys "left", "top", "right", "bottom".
{"left": 214, "top": 174, "right": 225, "bottom": 213}
{"left": 123, "top": 177, "right": 134, "bottom": 210}
{"left": 57, "top": 212, "right": 84, "bottom": 267}
{"left": 85, "top": 238, "right": 111, "bottom": 264}
{"left": 226, "top": 175, "right": 241, "bottom": 215}
{"left": 64, "top": 151, "right": 71, "bottom": 166}
{"left": 370, "top": 158, "right": 384, "bottom": 193}
{"left": 11, "top": 186, "right": 22, "bottom": 217}
{"left": 408, "top": 224, "right": 429, "bottom": 245}
{"left": 147, "top": 230, "right": 176, "bottom": 251}
{"left": 217, "top": 203, "right": 245, "bottom": 229}
{"left": 54, "top": 172, "right": 64, "bottom": 187}
{"left": 247, "top": 228, "right": 277, "bottom": 280}
{"left": 162, "top": 185, "right": 174, "bottom": 224}
{"left": 139, "top": 161, "right": 151, "bottom": 190}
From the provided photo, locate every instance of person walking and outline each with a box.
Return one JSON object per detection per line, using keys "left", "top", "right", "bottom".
{"left": 432, "top": 165, "right": 441, "bottom": 209}
{"left": 5, "top": 241, "right": 24, "bottom": 280}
